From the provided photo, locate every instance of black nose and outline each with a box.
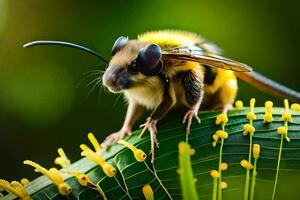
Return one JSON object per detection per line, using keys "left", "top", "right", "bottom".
{"left": 117, "top": 76, "right": 132, "bottom": 89}
{"left": 104, "top": 68, "right": 132, "bottom": 90}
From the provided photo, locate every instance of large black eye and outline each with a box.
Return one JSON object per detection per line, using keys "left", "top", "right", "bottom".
{"left": 136, "top": 44, "right": 163, "bottom": 76}
{"left": 112, "top": 36, "right": 128, "bottom": 55}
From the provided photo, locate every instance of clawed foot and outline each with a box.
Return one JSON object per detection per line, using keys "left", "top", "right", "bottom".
{"left": 214, "top": 103, "right": 233, "bottom": 115}
{"left": 182, "top": 109, "right": 201, "bottom": 134}
{"left": 222, "top": 104, "right": 233, "bottom": 114}
{"left": 139, "top": 117, "right": 159, "bottom": 163}
{"left": 101, "top": 127, "right": 132, "bottom": 148}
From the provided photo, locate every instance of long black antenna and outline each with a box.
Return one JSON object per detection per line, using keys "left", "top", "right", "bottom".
{"left": 23, "top": 40, "right": 109, "bottom": 64}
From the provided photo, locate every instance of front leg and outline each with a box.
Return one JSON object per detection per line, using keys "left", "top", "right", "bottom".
{"left": 140, "top": 81, "right": 174, "bottom": 163}
{"left": 102, "top": 100, "right": 144, "bottom": 148}
{"left": 181, "top": 69, "right": 204, "bottom": 134}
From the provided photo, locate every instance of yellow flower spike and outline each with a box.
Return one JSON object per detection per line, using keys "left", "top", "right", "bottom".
{"left": 62, "top": 170, "right": 90, "bottom": 187}
{"left": 81, "top": 151, "right": 116, "bottom": 177}
{"left": 284, "top": 99, "right": 289, "bottom": 110}
{"left": 264, "top": 101, "right": 274, "bottom": 123}
{"left": 243, "top": 124, "right": 255, "bottom": 136}
{"left": 23, "top": 160, "right": 71, "bottom": 196}
{"left": 253, "top": 144, "right": 261, "bottom": 159}
{"left": 220, "top": 162, "right": 228, "bottom": 171}
{"left": 117, "top": 140, "right": 147, "bottom": 162}
{"left": 212, "top": 141, "right": 217, "bottom": 147}
{"left": 240, "top": 159, "right": 253, "bottom": 170}
{"left": 265, "top": 101, "right": 273, "bottom": 112}
{"left": 246, "top": 112, "right": 256, "bottom": 121}
{"left": 291, "top": 103, "right": 300, "bottom": 111}
{"left": 250, "top": 98, "right": 256, "bottom": 110}
{"left": 235, "top": 100, "right": 243, "bottom": 108}
{"left": 142, "top": 184, "right": 154, "bottom": 200}
{"left": 264, "top": 113, "right": 273, "bottom": 123}
{"left": 210, "top": 170, "right": 220, "bottom": 179}
{"left": 282, "top": 112, "right": 292, "bottom": 122}
{"left": 215, "top": 114, "right": 228, "bottom": 125}
{"left": 20, "top": 178, "right": 30, "bottom": 186}
{"left": 80, "top": 144, "right": 93, "bottom": 152}
{"left": 212, "top": 133, "right": 219, "bottom": 141}
{"left": 88, "top": 132, "right": 101, "bottom": 152}
{"left": 55, "top": 148, "right": 71, "bottom": 168}
{"left": 215, "top": 130, "right": 228, "bottom": 139}
{"left": 277, "top": 126, "right": 287, "bottom": 135}
{"left": 221, "top": 181, "right": 228, "bottom": 189}
{"left": 0, "top": 179, "right": 31, "bottom": 200}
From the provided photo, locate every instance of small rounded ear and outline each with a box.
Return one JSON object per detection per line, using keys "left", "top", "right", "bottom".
{"left": 136, "top": 44, "right": 163, "bottom": 76}
{"left": 112, "top": 36, "right": 128, "bottom": 55}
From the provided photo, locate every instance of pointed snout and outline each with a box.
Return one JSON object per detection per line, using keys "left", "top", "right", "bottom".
{"left": 103, "top": 67, "right": 133, "bottom": 92}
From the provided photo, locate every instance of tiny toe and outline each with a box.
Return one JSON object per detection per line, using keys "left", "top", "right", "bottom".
{"left": 194, "top": 114, "right": 201, "bottom": 124}
{"left": 182, "top": 114, "right": 188, "bottom": 124}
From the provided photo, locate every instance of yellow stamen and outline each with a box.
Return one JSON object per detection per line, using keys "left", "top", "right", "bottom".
{"left": 81, "top": 151, "right": 116, "bottom": 177}
{"left": 215, "top": 114, "right": 228, "bottom": 125}
{"left": 0, "top": 179, "right": 30, "bottom": 200}
{"left": 88, "top": 132, "right": 101, "bottom": 152}
{"left": 282, "top": 112, "right": 292, "bottom": 122}
{"left": 291, "top": 103, "right": 300, "bottom": 111}
{"left": 80, "top": 144, "right": 93, "bottom": 152}
{"left": 246, "top": 112, "right": 256, "bottom": 121}
{"left": 54, "top": 148, "right": 71, "bottom": 168}
{"left": 23, "top": 160, "right": 71, "bottom": 196}
{"left": 284, "top": 99, "right": 289, "bottom": 110}
{"left": 212, "top": 133, "right": 219, "bottom": 141}
{"left": 62, "top": 170, "right": 90, "bottom": 187}
{"left": 220, "top": 162, "right": 228, "bottom": 171}
{"left": 142, "top": 184, "right": 154, "bottom": 200}
{"left": 250, "top": 98, "right": 256, "bottom": 110}
{"left": 235, "top": 100, "right": 243, "bottom": 108}
{"left": 210, "top": 170, "right": 220, "bottom": 179}
{"left": 215, "top": 130, "right": 228, "bottom": 139}
{"left": 265, "top": 101, "right": 273, "bottom": 112}
{"left": 117, "top": 140, "right": 147, "bottom": 162}
{"left": 264, "top": 101, "right": 273, "bottom": 123}
{"left": 212, "top": 141, "right": 217, "bottom": 147}
{"left": 253, "top": 144, "right": 261, "bottom": 159}
{"left": 221, "top": 181, "right": 228, "bottom": 189}
{"left": 190, "top": 148, "right": 196, "bottom": 156}
{"left": 264, "top": 113, "right": 273, "bottom": 123}
{"left": 20, "top": 178, "right": 30, "bottom": 186}
{"left": 240, "top": 159, "right": 253, "bottom": 170}
{"left": 277, "top": 126, "right": 287, "bottom": 135}
{"left": 243, "top": 124, "right": 255, "bottom": 136}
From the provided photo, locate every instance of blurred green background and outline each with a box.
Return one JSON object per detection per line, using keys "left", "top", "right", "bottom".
{"left": 0, "top": 0, "right": 299, "bottom": 181}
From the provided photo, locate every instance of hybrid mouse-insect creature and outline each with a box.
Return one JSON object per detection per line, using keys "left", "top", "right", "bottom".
{"left": 24, "top": 30, "right": 300, "bottom": 163}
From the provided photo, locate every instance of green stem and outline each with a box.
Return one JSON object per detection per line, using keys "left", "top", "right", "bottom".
{"left": 217, "top": 138, "right": 224, "bottom": 200}
{"left": 250, "top": 158, "right": 257, "bottom": 200}
{"left": 212, "top": 178, "right": 218, "bottom": 200}
{"left": 95, "top": 185, "right": 107, "bottom": 200}
{"left": 244, "top": 120, "right": 253, "bottom": 200}
{"left": 272, "top": 126, "right": 285, "bottom": 200}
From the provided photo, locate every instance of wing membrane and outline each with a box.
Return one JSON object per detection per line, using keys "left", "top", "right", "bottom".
{"left": 162, "top": 48, "right": 252, "bottom": 72}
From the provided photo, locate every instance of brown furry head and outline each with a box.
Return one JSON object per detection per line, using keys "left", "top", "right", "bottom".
{"left": 102, "top": 40, "right": 153, "bottom": 93}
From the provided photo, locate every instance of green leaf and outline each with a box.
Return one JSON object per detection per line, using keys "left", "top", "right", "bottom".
{"left": 2, "top": 107, "right": 300, "bottom": 200}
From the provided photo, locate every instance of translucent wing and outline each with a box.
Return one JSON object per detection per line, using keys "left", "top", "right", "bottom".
{"left": 162, "top": 45, "right": 252, "bottom": 72}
